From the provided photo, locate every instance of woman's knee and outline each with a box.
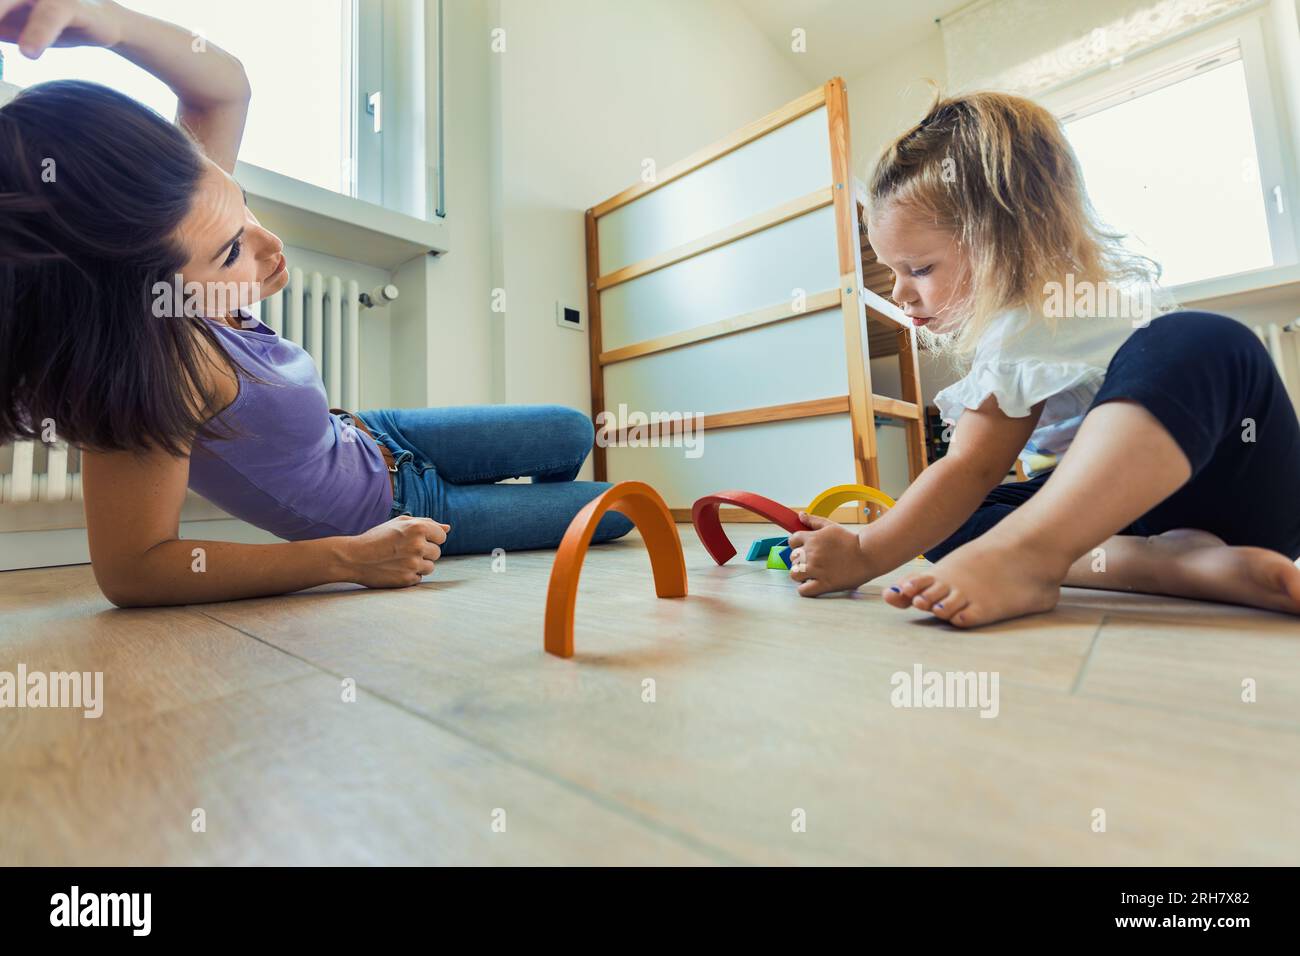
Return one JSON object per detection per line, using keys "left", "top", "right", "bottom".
{"left": 591, "top": 510, "right": 635, "bottom": 542}
{"left": 542, "top": 405, "right": 596, "bottom": 459}
{"left": 569, "top": 480, "right": 634, "bottom": 542}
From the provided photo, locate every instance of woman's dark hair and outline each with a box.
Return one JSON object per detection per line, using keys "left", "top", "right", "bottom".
{"left": 0, "top": 79, "right": 256, "bottom": 456}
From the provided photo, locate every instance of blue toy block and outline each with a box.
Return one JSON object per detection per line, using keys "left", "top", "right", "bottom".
{"left": 746, "top": 535, "right": 789, "bottom": 561}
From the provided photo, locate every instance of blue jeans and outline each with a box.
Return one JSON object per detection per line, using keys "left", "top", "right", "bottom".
{"left": 352, "top": 404, "right": 634, "bottom": 556}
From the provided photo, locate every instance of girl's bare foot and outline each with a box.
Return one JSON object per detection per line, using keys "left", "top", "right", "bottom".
{"left": 883, "top": 527, "right": 1300, "bottom": 626}
{"left": 882, "top": 533, "right": 1071, "bottom": 627}
{"left": 1063, "top": 528, "right": 1226, "bottom": 593}
{"left": 1055, "top": 528, "right": 1300, "bottom": 615}
{"left": 1141, "top": 537, "right": 1300, "bottom": 614}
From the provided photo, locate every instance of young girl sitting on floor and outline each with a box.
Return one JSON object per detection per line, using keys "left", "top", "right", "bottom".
{"left": 787, "top": 91, "right": 1300, "bottom": 627}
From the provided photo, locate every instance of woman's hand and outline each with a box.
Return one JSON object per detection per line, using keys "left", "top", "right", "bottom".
{"left": 787, "top": 513, "right": 881, "bottom": 597}
{"left": 0, "top": 0, "right": 126, "bottom": 58}
{"left": 333, "top": 516, "right": 452, "bottom": 589}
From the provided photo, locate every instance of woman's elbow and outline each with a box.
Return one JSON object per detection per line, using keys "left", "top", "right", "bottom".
{"left": 100, "top": 582, "right": 144, "bottom": 609}
{"left": 93, "top": 567, "right": 154, "bottom": 609}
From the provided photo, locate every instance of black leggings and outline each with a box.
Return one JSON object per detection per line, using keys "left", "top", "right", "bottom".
{"left": 925, "top": 311, "right": 1300, "bottom": 563}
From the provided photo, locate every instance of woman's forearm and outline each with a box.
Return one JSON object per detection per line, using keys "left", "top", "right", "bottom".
{"left": 103, "top": 535, "right": 350, "bottom": 608}
{"left": 858, "top": 456, "right": 1006, "bottom": 569}
{"left": 110, "top": 4, "right": 251, "bottom": 108}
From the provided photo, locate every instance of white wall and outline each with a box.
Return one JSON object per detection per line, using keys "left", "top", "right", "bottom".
{"left": 392, "top": 0, "right": 498, "bottom": 410}
{"left": 488, "top": 0, "right": 813, "bottom": 479}
{"left": 844, "top": 30, "right": 948, "bottom": 185}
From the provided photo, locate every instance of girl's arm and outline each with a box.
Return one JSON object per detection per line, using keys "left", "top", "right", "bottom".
{"left": 789, "top": 395, "right": 1045, "bottom": 595}
{"left": 3, "top": 0, "right": 252, "bottom": 171}
{"left": 859, "top": 394, "right": 1046, "bottom": 570}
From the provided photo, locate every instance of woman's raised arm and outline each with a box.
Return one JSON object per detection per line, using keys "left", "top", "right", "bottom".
{"left": 0, "top": 0, "right": 252, "bottom": 171}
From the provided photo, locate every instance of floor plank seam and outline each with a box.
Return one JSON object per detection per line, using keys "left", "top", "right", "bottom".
{"left": 1070, "top": 615, "right": 1107, "bottom": 695}
{"left": 195, "top": 610, "right": 749, "bottom": 865}
{"left": 1073, "top": 688, "right": 1300, "bottom": 736}
{"left": 193, "top": 608, "right": 351, "bottom": 673}
{"left": 110, "top": 672, "right": 327, "bottom": 735}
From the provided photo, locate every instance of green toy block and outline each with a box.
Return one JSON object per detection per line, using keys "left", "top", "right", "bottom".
{"left": 767, "top": 545, "right": 792, "bottom": 570}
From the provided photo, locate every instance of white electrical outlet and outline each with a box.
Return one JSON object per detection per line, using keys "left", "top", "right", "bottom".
{"left": 555, "top": 302, "right": 585, "bottom": 331}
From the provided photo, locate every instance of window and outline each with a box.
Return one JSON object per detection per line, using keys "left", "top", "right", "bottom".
{"left": 3, "top": 0, "right": 352, "bottom": 194}
{"left": 1, "top": 0, "right": 434, "bottom": 223}
{"left": 1052, "top": 17, "right": 1296, "bottom": 290}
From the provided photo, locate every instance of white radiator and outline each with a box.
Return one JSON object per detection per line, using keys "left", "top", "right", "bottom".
{"left": 0, "top": 434, "right": 76, "bottom": 505}
{"left": 263, "top": 269, "right": 364, "bottom": 411}
{"left": 1254, "top": 320, "right": 1300, "bottom": 415}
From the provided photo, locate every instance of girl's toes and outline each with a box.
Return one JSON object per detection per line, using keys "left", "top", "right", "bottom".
{"left": 929, "top": 589, "right": 967, "bottom": 620}
{"left": 949, "top": 605, "right": 981, "bottom": 628}
{"left": 883, "top": 585, "right": 911, "bottom": 608}
{"left": 886, "top": 574, "right": 930, "bottom": 608}
{"left": 911, "top": 580, "right": 950, "bottom": 611}
{"left": 898, "top": 574, "right": 932, "bottom": 598}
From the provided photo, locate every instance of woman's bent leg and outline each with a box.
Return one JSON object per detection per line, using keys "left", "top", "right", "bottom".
{"left": 436, "top": 480, "right": 634, "bottom": 555}
{"left": 357, "top": 405, "right": 597, "bottom": 484}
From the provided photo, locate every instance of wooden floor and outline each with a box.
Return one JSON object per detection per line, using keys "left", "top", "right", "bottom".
{"left": 2, "top": 522, "right": 1298, "bottom": 865}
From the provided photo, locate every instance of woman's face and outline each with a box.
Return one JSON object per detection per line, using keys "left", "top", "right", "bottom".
{"left": 173, "top": 157, "right": 288, "bottom": 319}
{"left": 866, "top": 202, "right": 969, "bottom": 334}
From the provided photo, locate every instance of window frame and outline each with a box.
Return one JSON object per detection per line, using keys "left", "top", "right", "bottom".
{"left": 0, "top": 0, "right": 444, "bottom": 268}
{"left": 1039, "top": 10, "right": 1299, "bottom": 298}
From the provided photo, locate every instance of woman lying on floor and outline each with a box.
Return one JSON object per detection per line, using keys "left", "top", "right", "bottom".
{"left": 0, "top": 0, "right": 631, "bottom": 607}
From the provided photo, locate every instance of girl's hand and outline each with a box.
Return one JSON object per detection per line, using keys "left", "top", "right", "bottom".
{"left": 0, "top": 0, "right": 126, "bottom": 59}
{"left": 787, "top": 513, "right": 879, "bottom": 597}
{"left": 334, "top": 516, "right": 452, "bottom": 588}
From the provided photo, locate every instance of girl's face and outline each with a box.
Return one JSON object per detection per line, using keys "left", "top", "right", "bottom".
{"left": 866, "top": 202, "right": 969, "bottom": 334}
{"left": 173, "top": 157, "right": 289, "bottom": 319}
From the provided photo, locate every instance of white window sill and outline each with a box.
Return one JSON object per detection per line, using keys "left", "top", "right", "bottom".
{"left": 0, "top": 83, "right": 445, "bottom": 270}
{"left": 237, "top": 162, "right": 447, "bottom": 271}
{"left": 1171, "top": 262, "right": 1300, "bottom": 310}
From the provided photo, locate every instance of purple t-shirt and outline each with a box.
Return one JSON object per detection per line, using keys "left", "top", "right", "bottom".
{"left": 187, "top": 312, "right": 394, "bottom": 540}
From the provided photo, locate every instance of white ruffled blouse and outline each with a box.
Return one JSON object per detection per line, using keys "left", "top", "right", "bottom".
{"left": 933, "top": 307, "right": 1141, "bottom": 477}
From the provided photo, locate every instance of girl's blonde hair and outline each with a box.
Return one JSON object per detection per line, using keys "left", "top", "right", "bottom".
{"left": 865, "top": 88, "right": 1160, "bottom": 360}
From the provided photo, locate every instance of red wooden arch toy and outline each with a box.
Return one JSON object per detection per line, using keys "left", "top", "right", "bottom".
{"left": 691, "top": 490, "right": 804, "bottom": 566}
{"left": 544, "top": 481, "right": 688, "bottom": 658}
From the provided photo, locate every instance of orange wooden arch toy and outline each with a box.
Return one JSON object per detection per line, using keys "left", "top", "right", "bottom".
{"left": 544, "top": 481, "right": 688, "bottom": 658}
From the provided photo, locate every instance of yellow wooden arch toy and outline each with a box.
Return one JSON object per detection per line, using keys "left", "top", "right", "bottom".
{"left": 804, "top": 484, "right": 926, "bottom": 562}
{"left": 806, "top": 483, "right": 897, "bottom": 517}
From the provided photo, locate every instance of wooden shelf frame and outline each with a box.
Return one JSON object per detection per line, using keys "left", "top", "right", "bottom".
{"left": 584, "top": 78, "right": 928, "bottom": 518}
